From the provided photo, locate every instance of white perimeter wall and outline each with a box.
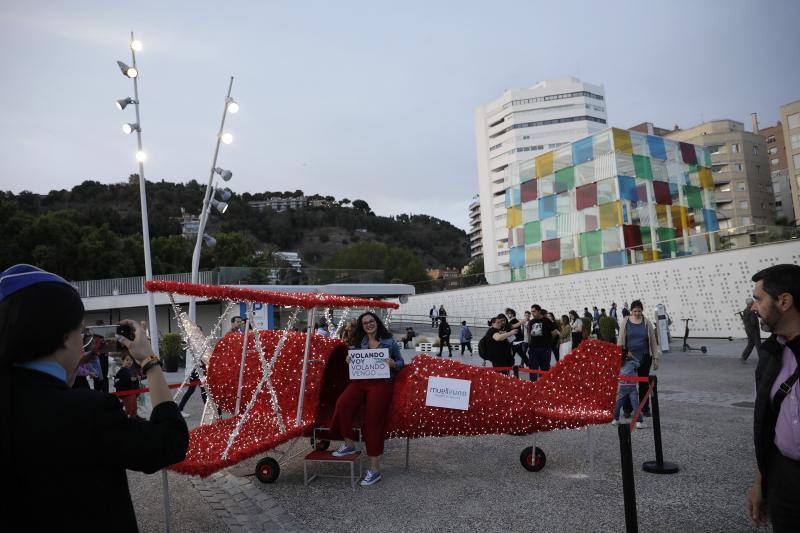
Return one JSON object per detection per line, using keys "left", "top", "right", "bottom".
{"left": 398, "top": 240, "right": 800, "bottom": 339}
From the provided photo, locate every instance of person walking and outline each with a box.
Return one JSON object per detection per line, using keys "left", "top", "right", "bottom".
{"left": 437, "top": 317, "right": 453, "bottom": 358}
{"left": 506, "top": 308, "right": 528, "bottom": 367}
{"left": 546, "top": 312, "right": 560, "bottom": 363}
{"left": 622, "top": 302, "right": 631, "bottom": 319}
{"left": 740, "top": 297, "right": 762, "bottom": 363}
{"left": 559, "top": 314, "right": 572, "bottom": 361}
{"left": 459, "top": 321, "right": 473, "bottom": 355}
{"left": 618, "top": 300, "right": 661, "bottom": 418}
{"left": 430, "top": 306, "right": 439, "bottom": 328}
{"left": 745, "top": 264, "right": 800, "bottom": 531}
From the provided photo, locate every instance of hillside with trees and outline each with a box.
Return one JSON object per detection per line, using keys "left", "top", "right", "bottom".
{"left": 0, "top": 178, "right": 469, "bottom": 283}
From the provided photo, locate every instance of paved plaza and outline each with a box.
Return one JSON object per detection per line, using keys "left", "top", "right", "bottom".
{"left": 128, "top": 336, "right": 769, "bottom": 532}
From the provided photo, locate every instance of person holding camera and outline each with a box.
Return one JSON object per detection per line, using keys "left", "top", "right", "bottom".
{"left": 617, "top": 299, "right": 660, "bottom": 418}
{"left": 0, "top": 264, "right": 189, "bottom": 531}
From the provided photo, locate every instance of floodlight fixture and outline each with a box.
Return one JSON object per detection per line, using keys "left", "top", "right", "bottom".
{"left": 116, "top": 60, "right": 138, "bottom": 78}
{"left": 135, "top": 150, "right": 147, "bottom": 162}
{"left": 226, "top": 97, "right": 239, "bottom": 114}
{"left": 122, "top": 122, "right": 140, "bottom": 134}
{"left": 210, "top": 198, "right": 228, "bottom": 214}
{"left": 203, "top": 234, "right": 217, "bottom": 247}
{"left": 116, "top": 97, "right": 137, "bottom": 110}
{"left": 220, "top": 132, "right": 234, "bottom": 145}
{"left": 216, "top": 187, "right": 232, "bottom": 202}
{"left": 214, "top": 167, "right": 233, "bottom": 181}
{"left": 130, "top": 40, "right": 143, "bottom": 52}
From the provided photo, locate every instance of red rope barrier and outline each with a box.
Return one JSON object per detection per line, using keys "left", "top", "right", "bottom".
{"left": 629, "top": 380, "right": 655, "bottom": 431}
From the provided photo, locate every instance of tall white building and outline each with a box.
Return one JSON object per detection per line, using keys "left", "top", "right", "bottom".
{"left": 468, "top": 195, "right": 482, "bottom": 259}
{"left": 474, "top": 76, "right": 608, "bottom": 274}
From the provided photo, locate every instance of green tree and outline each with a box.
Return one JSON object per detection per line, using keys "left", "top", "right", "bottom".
{"left": 324, "top": 241, "right": 426, "bottom": 283}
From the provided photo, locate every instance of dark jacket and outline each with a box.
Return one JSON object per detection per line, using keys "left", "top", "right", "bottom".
{"left": 753, "top": 335, "right": 799, "bottom": 495}
{"left": 6, "top": 367, "right": 189, "bottom": 532}
{"left": 438, "top": 322, "right": 451, "bottom": 338}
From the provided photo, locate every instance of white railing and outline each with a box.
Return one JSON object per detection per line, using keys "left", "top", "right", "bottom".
{"left": 72, "top": 271, "right": 217, "bottom": 298}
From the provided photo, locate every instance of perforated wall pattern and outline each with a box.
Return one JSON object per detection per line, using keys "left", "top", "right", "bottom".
{"left": 400, "top": 241, "right": 800, "bottom": 339}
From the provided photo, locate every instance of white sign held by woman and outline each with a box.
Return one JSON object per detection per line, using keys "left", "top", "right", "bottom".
{"left": 348, "top": 348, "right": 390, "bottom": 379}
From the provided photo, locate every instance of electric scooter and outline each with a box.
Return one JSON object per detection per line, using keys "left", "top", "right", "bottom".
{"left": 681, "top": 318, "right": 707, "bottom": 354}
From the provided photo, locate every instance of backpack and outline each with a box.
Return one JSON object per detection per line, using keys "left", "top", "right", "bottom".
{"left": 478, "top": 331, "right": 491, "bottom": 361}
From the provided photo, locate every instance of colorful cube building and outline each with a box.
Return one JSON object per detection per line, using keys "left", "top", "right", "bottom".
{"left": 504, "top": 127, "right": 718, "bottom": 281}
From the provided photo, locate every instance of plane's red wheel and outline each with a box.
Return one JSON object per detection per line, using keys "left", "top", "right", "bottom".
{"left": 520, "top": 446, "right": 546, "bottom": 472}
{"left": 255, "top": 457, "right": 280, "bottom": 483}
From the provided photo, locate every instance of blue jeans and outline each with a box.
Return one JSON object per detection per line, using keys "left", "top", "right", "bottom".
{"left": 614, "top": 385, "right": 643, "bottom": 422}
{"left": 527, "top": 346, "right": 551, "bottom": 381}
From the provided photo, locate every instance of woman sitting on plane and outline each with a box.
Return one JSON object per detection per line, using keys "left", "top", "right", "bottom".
{"left": 329, "top": 311, "right": 404, "bottom": 486}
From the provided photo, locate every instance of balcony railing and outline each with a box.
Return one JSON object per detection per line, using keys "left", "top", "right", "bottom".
{"left": 72, "top": 271, "right": 217, "bottom": 298}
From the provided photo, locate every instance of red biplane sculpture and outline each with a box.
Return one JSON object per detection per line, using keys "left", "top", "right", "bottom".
{"left": 146, "top": 280, "right": 620, "bottom": 481}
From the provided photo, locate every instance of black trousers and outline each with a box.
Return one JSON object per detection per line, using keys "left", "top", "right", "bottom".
{"left": 438, "top": 336, "right": 452, "bottom": 356}
{"left": 460, "top": 341, "right": 472, "bottom": 354}
{"left": 571, "top": 332, "right": 582, "bottom": 349}
{"left": 766, "top": 450, "right": 800, "bottom": 532}
{"left": 741, "top": 329, "right": 761, "bottom": 361}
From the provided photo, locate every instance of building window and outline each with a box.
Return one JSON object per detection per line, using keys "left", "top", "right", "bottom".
{"left": 708, "top": 144, "right": 724, "bottom": 154}
{"left": 771, "top": 158, "right": 780, "bottom": 166}
{"left": 712, "top": 164, "right": 727, "bottom": 173}
{"left": 774, "top": 182, "right": 781, "bottom": 193}
{"left": 736, "top": 182, "right": 747, "bottom": 191}
{"left": 766, "top": 135, "right": 776, "bottom": 143}
{"left": 788, "top": 112, "right": 800, "bottom": 129}
{"left": 733, "top": 163, "right": 743, "bottom": 172}
{"left": 719, "top": 184, "right": 731, "bottom": 192}
{"left": 768, "top": 147, "right": 778, "bottom": 155}
{"left": 730, "top": 143, "right": 740, "bottom": 153}
{"left": 753, "top": 145, "right": 759, "bottom": 156}
{"left": 740, "top": 200, "right": 749, "bottom": 209}
{"left": 794, "top": 154, "right": 800, "bottom": 169}
{"left": 489, "top": 143, "right": 502, "bottom": 151}
{"left": 741, "top": 216, "right": 751, "bottom": 225}
{"left": 791, "top": 134, "right": 800, "bottom": 150}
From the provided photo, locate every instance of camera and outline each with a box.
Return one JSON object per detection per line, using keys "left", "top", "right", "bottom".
{"left": 116, "top": 324, "right": 135, "bottom": 341}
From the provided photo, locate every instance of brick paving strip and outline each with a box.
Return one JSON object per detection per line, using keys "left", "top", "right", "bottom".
{"left": 191, "top": 472, "right": 309, "bottom": 533}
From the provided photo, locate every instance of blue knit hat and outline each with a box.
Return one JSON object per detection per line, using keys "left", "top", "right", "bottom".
{"left": 0, "top": 264, "right": 73, "bottom": 302}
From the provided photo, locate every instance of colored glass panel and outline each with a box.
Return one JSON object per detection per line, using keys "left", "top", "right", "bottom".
{"left": 599, "top": 201, "right": 622, "bottom": 229}
{"left": 506, "top": 206, "right": 522, "bottom": 227}
{"left": 657, "top": 227, "right": 676, "bottom": 256}
{"left": 679, "top": 142, "right": 698, "bottom": 164}
{"left": 553, "top": 145, "right": 573, "bottom": 170}
{"left": 630, "top": 132, "right": 649, "bottom": 156}
{"left": 525, "top": 244, "right": 542, "bottom": 265}
{"left": 640, "top": 226, "right": 653, "bottom": 246}
{"left": 647, "top": 135, "right": 667, "bottom": 160}
{"left": 618, "top": 175, "right": 638, "bottom": 202}
{"left": 522, "top": 200, "right": 539, "bottom": 222}
{"left": 612, "top": 128, "right": 633, "bottom": 154}
{"left": 576, "top": 182, "right": 597, "bottom": 210}
{"left": 520, "top": 160, "right": 536, "bottom": 182}
{"left": 622, "top": 224, "right": 642, "bottom": 248}
{"left": 651, "top": 159, "right": 668, "bottom": 181}
{"left": 505, "top": 186, "right": 521, "bottom": 208}
{"left": 671, "top": 205, "right": 689, "bottom": 233}
{"left": 585, "top": 255, "right": 603, "bottom": 270}
{"left": 602, "top": 228, "right": 622, "bottom": 252}
{"left": 555, "top": 166, "right": 575, "bottom": 193}
{"left": 510, "top": 246, "right": 525, "bottom": 268}
{"left": 642, "top": 249, "right": 660, "bottom": 262}
{"left": 580, "top": 230, "right": 602, "bottom": 257}
{"left": 703, "top": 208, "right": 719, "bottom": 232}
{"left": 539, "top": 194, "right": 557, "bottom": 219}
{"left": 562, "top": 257, "right": 582, "bottom": 274}
{"left": 633, "top": 154, "right": 653, "bottom": 180}
{"left": 573, "top": 136, "right": 594, "bottom": 164}
{"left": 556, "top": 191, "right": 575, "bottom": 213}
{"left": 560, "top": 236, "right": 577, "bottom": 259}
{"left": 541, "top": 217, "right": 558, "bottom": 239}
{"left": 652, "top": 180, "right": 672, "bottom": 205}
{"left": 603, "top": 250, "right": 627, "bottom": 268}
{"left": 535, "top": 151, "right": 554, "bottom": 178}
{"left": 684, "top": 185, "right": 703, "bottom": 209}
{"left": 698, "top": 167, "right": 713, "bottom": 189}
{"left": 557, "top": 212, "right": 579, "bottom": 238}
{"left": 541, "top": 238, "right": 561, "bottom": 263}
{"left": 575, "top": 161, "right": 596, "bottom": 185}
{"left": 538, "top": 174, "right": 555, "bottom": 196}
{"left": 524, "top": 220, "right": 541, "bottom": 244}
{"left": 581, "top": 206, "right": 599, "bottom": 232}
{"left": 635, "top": 183, "right": 648, "bottom": 204}
{"left": 521, "top": 179, "right": 537, "bottom": 202}
{"left": 655, "top": 204, "right": 670, "bottom": 227}
{"left": 597, "top": 178, "right": 617, "bottom": 204}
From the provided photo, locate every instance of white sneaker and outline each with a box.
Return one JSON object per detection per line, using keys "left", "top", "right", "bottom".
{"left": 611, "top": 419, "right": 619, "bottom": 426}
{"left": 636, "top": 421, "right": 646, "bottom": 429}
{"left": 332, "top": 444, "right": 357, "bottom": 457}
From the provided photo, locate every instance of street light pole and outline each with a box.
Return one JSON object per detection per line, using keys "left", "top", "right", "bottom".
{"left": 129, "top": 31, "right": 159, "bottom": 356}
{"left": 189, "top": 76, "right": 235, "bottom": 324}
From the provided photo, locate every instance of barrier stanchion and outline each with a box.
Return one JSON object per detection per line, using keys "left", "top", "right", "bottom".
{"left": 641, "top": 375, "right": 679, "bottom": 474}
{"left": 617, "top": 423, "right": 639, "bottom": 533}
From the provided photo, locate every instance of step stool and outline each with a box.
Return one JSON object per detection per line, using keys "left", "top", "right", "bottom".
{"left": 304, "top": 427, "right": 364, "bottom": 488}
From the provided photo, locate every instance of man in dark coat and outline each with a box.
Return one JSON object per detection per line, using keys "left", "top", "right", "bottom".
{"left": 746, "top": 264, "right": 800, "bottom": 531}
{"left": 740, "top": 297, "right": 761, "bottom": 363}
